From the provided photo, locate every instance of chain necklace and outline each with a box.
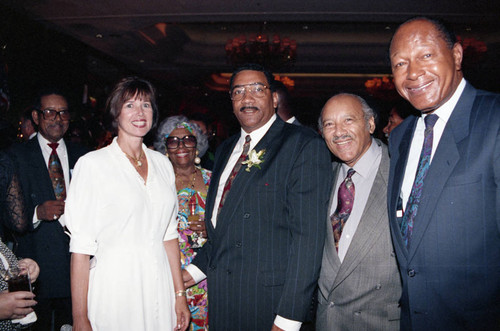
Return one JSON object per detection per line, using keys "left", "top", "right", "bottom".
{"left": 176, "top": 168, "right": 197, "bottom": 190}
{"left": 124, "top": 149, "right": 144, "bottom": 167}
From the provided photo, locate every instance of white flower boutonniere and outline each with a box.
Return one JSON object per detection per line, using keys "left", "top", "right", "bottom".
{"left": 242, "top": 149, "right": 266, "bottom": 172}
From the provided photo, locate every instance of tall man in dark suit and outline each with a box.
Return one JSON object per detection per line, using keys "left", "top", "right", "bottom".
{"left": 183, "top": 64, "right": 332, "bottom": 330}
{"left": 9, "top": 89, "right": 87, "bottom": 330}
{"left": 387, "top": 17, "right": 500, "bottom": 330}
{"left": 316, "top": 93, "right": 401, "bottom": 330}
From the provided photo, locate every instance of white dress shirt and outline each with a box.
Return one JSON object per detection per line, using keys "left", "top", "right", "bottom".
{"left": 210, "top": 114, "right": 277, "bottom": 228}
{"left": 33, "top": 133, "right": 70, "bottom": 227}
{"left": 330, "top": 138, "right": 381, "bottom": 262}
{"left": 400, "top": 78, "right": 466, "bottom": 210}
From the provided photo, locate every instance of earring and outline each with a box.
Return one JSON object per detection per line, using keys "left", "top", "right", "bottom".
{"left": 194, "top": 150, "right": 201, "bottom": 165}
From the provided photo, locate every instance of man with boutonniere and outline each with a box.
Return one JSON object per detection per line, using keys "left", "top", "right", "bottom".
{"left": 182, "top": 63, "right": 332, "bottom": 330}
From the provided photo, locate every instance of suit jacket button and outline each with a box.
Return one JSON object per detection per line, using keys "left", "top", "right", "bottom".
{"left": 407, "top": 269, "right": 416, "bottom": 277}
{"left": 235, "top": 242, "right": 242, "bottom": 248}
{"left": 226, "top": 270, "right": 231, "bottom": 275}
{"left": 209, "top": 266, "right": 216, "bottom": 271}
{"left": 243, "top": 213, "right": 250, "bottom": 219}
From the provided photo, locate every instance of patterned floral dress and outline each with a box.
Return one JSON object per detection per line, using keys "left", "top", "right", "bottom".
{"left": 177, "top": 167, "right": 211, "bottom": 331}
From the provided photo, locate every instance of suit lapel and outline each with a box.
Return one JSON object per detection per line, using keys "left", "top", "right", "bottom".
{"left": 27, "top": 138, "right": 56, "bottom": 200}
{"left": 389, "top": 119, "right": 417, "bottom": 258}
{"left": 214, "top": 119, "right": 285, "bottom": 236}
{"left": 204, "top": 135, "right": 239, "bottom": 236}
{"left": 323, "top": 163, "right": 342, "bottom": 274}
{"left": 333, "top": 141, "right": 389, "bottom": 288}
{"left": 408, "top": 83, "right": 475, "bottom": 260}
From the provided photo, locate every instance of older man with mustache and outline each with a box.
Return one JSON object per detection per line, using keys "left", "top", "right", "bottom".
{"left": 8, "top": 88, "right": 87, "bottom": 331}
{"left": 316, "top": 93, "right": 401, "bottom": 331}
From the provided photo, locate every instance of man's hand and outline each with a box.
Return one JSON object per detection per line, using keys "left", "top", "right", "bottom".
{"left": 0, "top": 291, "right": 36, "bottom": 320}
{"left": 271, "top": 324, "right": 285, "bottom": 331}
{"left": 182, "top": 269, "right": 195, "bottom": 288}
{"left": 37, "top": 200, "right": 65, "bottom": 221}
{"left": 18, "top": 258, "right": 40, "bottom": 283}
{"left": 188, "top": 219, "right": 207, "bottom": 238}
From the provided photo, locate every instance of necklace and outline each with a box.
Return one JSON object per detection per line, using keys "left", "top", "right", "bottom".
{"left": 176, "top": 168, "right": 197, "bottom": 190}
{"left": 124, "top": 149, "right": 144, "bottom": 167}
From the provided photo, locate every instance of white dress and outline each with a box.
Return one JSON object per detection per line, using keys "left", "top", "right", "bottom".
{"left": 65, "top": 138, "right": 179, "bottom": 331}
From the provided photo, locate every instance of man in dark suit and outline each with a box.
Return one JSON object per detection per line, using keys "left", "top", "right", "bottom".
{"left": 183, "top": 64, "right": 332, "bottom": 330}
{"left": 388, "top": 17, "right": 500, "bottom": 330}
{"left": 316, "top": 94, "right": 401, "bottom": 330}
{"left": 9, "top": 89, "right": 87, "bottom": 330}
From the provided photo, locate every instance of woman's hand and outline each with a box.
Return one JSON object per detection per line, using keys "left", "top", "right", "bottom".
{"left": 174, "top": 295, "right": 190, "bottom": 331}
{"left": 188, "top": 219, "right": 207, "bottom": 238}
{"left": 18, "top": 258, "right": 40, "bottom": 283}
{"left": 0, "top": 290, "right": 36, "bottom": 320}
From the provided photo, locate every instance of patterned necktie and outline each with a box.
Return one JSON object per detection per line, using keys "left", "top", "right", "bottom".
{"left": 218, "top": 135, "right": 251, "bottom": 214}
{"left": 48, "top": 142, "right": 66, "bottom": 201}
{"left": 331, "top": 168, "right": 355, "bottom": 251}
{"left": 400, "top": 114, "right": 439, "bottom": 248}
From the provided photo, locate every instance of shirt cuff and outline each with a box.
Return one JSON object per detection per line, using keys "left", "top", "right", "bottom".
{"left": 274, "top": 315, "right": 302, "bottom": 331}
{"left": 185, "top": 264, "right": 206, "bottom": 284}
{"left": 32, "top": 206, "right": 41, "bottom": 229}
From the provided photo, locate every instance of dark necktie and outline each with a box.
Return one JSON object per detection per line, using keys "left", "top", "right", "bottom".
{"left": 400, "top": 114, "right": 439, "bottom": 248}
{"left": 330, "top": 168, "right": 355, "bottom": 251}
{"left": 218, "top": 135, "right": 251, "bottom": 214}
{"left": 48, "top": 142, "right": 66, "bottom": 201}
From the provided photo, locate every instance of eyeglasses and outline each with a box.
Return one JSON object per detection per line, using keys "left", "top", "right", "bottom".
{"left": 37, "top": 109, "right": 71, "bottom": 121}
{"left": 165, "top": 135, "right": 197, "bottom": 149}
{"left": 230, "top": 83, "right": 269, "bottom": 101}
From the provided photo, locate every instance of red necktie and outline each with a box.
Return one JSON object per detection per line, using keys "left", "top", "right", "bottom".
{"left": 218, "top": 135, "right": 251, "bottom": 214}
{"left": 330, "top": 168, "right": 355, "bottom": 251}
{"left": 48, "top": 143, "right": 66, "bottom": 201}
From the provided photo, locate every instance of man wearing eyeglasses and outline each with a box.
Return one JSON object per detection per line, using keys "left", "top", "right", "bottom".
{"left": 183, "top": 63, "right": 332, "bottom": 330}
{"left": 8, "top": 88, "right": 87, "bottom": 331}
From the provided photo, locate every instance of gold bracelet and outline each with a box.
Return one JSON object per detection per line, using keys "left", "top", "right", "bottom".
{"left": 175, "top": 290, "right": 186, "bottom": 297}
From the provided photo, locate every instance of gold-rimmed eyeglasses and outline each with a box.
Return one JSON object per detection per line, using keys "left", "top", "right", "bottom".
{"left": 229, "top": 83, "right": 269, "bottom": 101}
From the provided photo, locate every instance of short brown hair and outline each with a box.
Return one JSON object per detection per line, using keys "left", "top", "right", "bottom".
{"left": 105, "top": 76, "right": 159, "bottom": 132}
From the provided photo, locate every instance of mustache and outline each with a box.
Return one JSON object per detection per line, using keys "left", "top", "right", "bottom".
{"left": 332, "top": 134, "right": 352, "bottom": 142}
{"left": 239, "top": 106, "right": 259, "bottom": 112}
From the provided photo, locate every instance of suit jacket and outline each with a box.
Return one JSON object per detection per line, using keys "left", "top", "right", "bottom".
{"left": 316, "top": 140, "right": 401, "bottom": 331}
{"left": 8, "top": 137, "right": 87, "bottom": 299}
{"left": 192, "top": 118, "right": 333, "bottom": 330}
{"left": 388, "top": 82, "right": 500, "bottom": 330}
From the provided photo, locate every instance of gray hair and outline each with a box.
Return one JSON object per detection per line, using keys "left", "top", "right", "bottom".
{"left": 154, "top": 115, "right": 209, "bottom": 157}
{"left": 318, "top": 93, "right": 377, "bottom": 133}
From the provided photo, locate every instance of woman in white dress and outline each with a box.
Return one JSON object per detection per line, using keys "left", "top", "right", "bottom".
{"left": 66, "top": 77, "right": 190, "bottom": 331}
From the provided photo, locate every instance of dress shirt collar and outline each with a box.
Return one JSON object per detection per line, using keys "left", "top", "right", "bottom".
{"left": 341, "top": 137, "right": 379, "bottom": 179}
{"left": 37, "top": 132, "right": 66, "bottom": 153}
{"left": 240, "top": 114, "right": 277, "bottom": 151}
{"left": 424, "top": 78, "right": 466, "bottom": 125}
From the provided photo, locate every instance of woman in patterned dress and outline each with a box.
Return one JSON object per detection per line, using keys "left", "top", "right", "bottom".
{"left": 155, "top": 116, "right": 211, "bottom": 330}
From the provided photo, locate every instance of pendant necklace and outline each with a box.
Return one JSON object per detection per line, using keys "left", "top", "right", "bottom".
{"left": 124, "top": 149, "right": 144, "bottom": 167}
